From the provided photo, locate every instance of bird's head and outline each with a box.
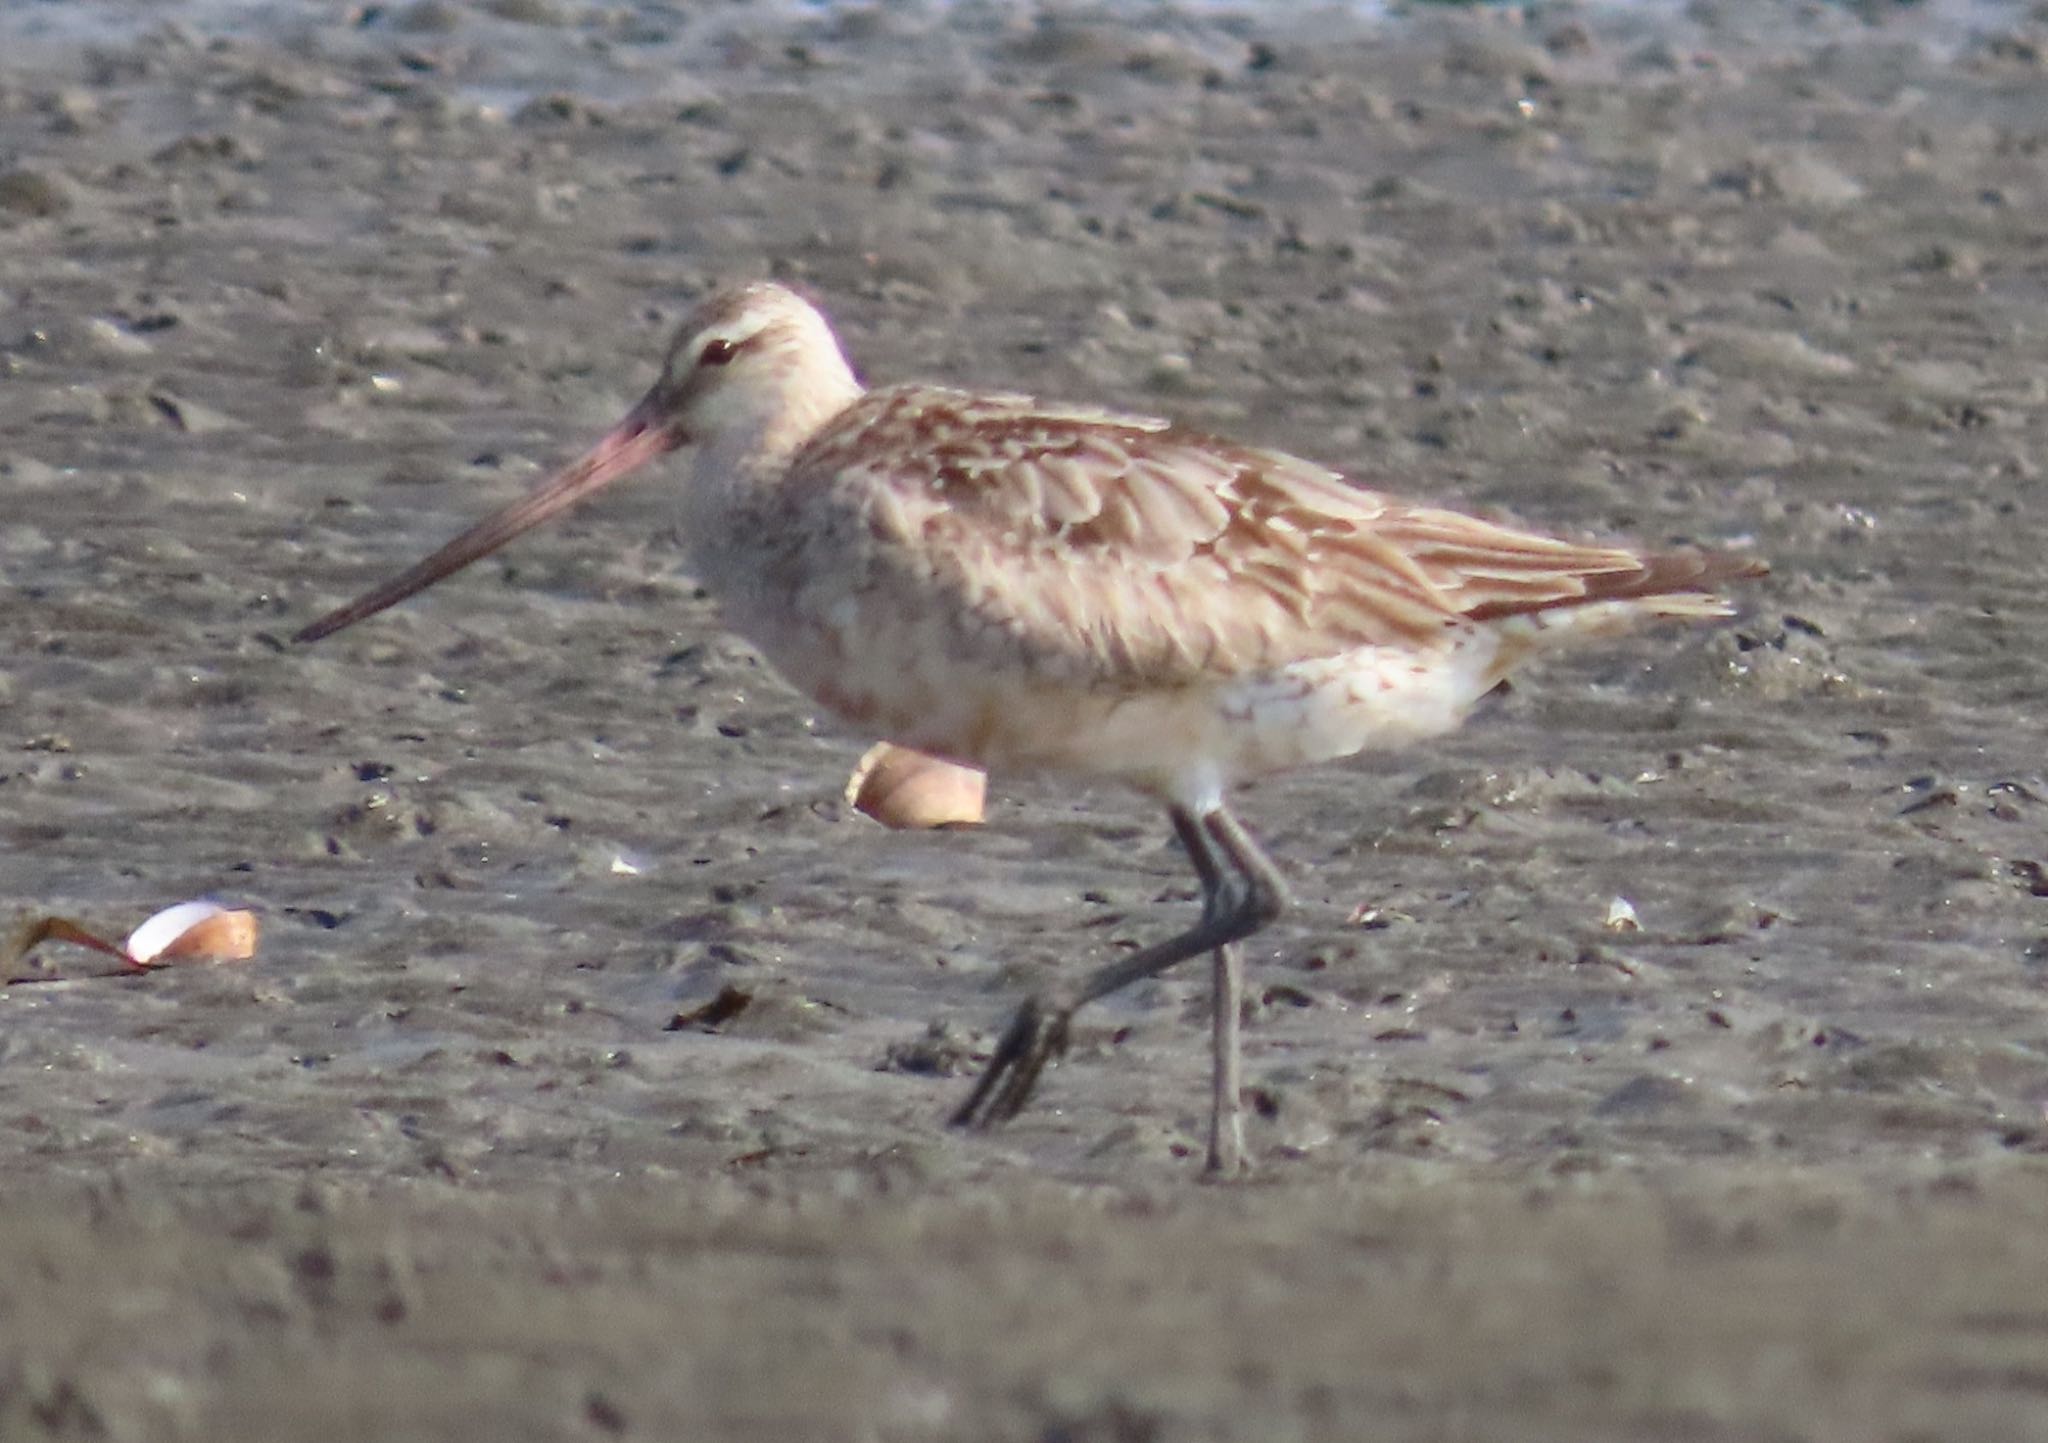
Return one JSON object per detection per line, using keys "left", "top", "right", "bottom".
{"left": 292, "top": 281, "right": 858, "bottom": 644}
{"left": 641, "top": 281, "right": 856, "bottom": 451}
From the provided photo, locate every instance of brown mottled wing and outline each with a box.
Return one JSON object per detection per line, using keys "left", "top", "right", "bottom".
{"left": 792, "top": 385, "right": 1751, "bottom": 687}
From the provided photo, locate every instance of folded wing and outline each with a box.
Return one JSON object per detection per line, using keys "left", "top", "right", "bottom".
{"left": 793, "top": 385, "right": 1761, "bottom": 689}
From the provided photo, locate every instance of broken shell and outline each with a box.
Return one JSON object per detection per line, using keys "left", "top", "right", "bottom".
{"left": 124, "top": 901, "right": 260, "bottom": 964}
{"left": 846, "top": 742, "right": 985, "bottom": 829}
{"left": 1603, "top": 896, "right": 1641, "bottom": 933}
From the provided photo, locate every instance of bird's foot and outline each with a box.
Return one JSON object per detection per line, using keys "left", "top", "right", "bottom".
{"left": 1202, "top": 1131, "right": 1252, "bottom": 1181}
{"left": 948, "top": 993, "right": 1073, "bottom": 1131}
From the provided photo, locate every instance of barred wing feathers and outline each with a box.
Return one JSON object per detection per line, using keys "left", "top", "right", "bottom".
{"left": 791, "top": 386, "right": 1760, "bottom": 688}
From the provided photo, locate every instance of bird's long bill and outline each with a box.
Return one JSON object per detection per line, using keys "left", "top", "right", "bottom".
{"left": 293, "top": 398, "right": 679, "bottom": 644}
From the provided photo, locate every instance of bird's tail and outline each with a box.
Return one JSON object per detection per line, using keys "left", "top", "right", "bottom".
{"left": 1477, "top": 549, "right": 1766, "bottom": 679}
{"left": 1467, "top": 549, "right": 1766, "bottom": 623}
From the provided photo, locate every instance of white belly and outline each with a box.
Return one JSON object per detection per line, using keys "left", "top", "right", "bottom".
{"left": 748, "top": 603, "right": 1507, "bottom": 811}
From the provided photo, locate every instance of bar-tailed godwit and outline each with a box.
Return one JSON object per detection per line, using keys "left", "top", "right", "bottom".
{"left": 296, "top": 282, "right": 1764, "bottom": 1175}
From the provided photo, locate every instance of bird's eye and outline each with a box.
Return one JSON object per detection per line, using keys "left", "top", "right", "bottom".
{"left": 698, "top": 338, "right": 740, "bottom": 367}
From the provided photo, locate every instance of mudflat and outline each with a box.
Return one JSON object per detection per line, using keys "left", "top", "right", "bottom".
{"left": 3, "top": 2, "right": 2047, "bottom": 1438}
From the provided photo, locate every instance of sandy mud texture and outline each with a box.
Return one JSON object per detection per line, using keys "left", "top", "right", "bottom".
{"left": 3, "top": 1, "right": 2048, "bottom": 1438}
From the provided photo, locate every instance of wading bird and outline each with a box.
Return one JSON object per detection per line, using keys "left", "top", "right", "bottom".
{"left": 296, "top": 282, "right": 1763, "bottom": 1174}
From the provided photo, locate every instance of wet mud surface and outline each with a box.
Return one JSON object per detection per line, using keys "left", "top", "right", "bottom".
{"left": 4, "top": 1, "right": 2048, "bottom": 1438}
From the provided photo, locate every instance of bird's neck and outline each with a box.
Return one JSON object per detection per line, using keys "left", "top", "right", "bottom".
{"left": 677, "top": 352, "right": 864, "bottom": 583}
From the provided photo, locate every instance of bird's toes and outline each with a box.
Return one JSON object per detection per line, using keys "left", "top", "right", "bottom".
{"left": 986, "top": 1001, "right": 1071, "bottom": 1122}
{"left": 949, "top": 994, "right": 1072, "bottom": 1131}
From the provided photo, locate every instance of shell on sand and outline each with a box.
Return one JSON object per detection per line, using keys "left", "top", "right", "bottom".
{"left": 125, "top": 901, "right": 260, "bottom": 964}
{"left": 846, "top": 743, "right": 986, "bottom": 829}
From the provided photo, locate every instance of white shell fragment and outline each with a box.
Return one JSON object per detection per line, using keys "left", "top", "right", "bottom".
{"left": 846, "top": 742, "right": 986, "bottom": 829}
{"left": 1603, "top": 896, "right": 1641, "bottom": 933}
{"left": 124, "top": 901, "right": 261, "bottom": 964}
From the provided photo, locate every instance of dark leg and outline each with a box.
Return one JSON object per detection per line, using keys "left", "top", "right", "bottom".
{"left": 1208, "top": 941, "right": 1246, "bottom": 1177}
{"left": 1172, "top": 805, "right": 1228, "bottom": 907}
{"left": 1174, "top": 808, "right": 1248, "bottom": 1177}
{"left": 950, "top": 802, "right": 1288, "bottom": 1165}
